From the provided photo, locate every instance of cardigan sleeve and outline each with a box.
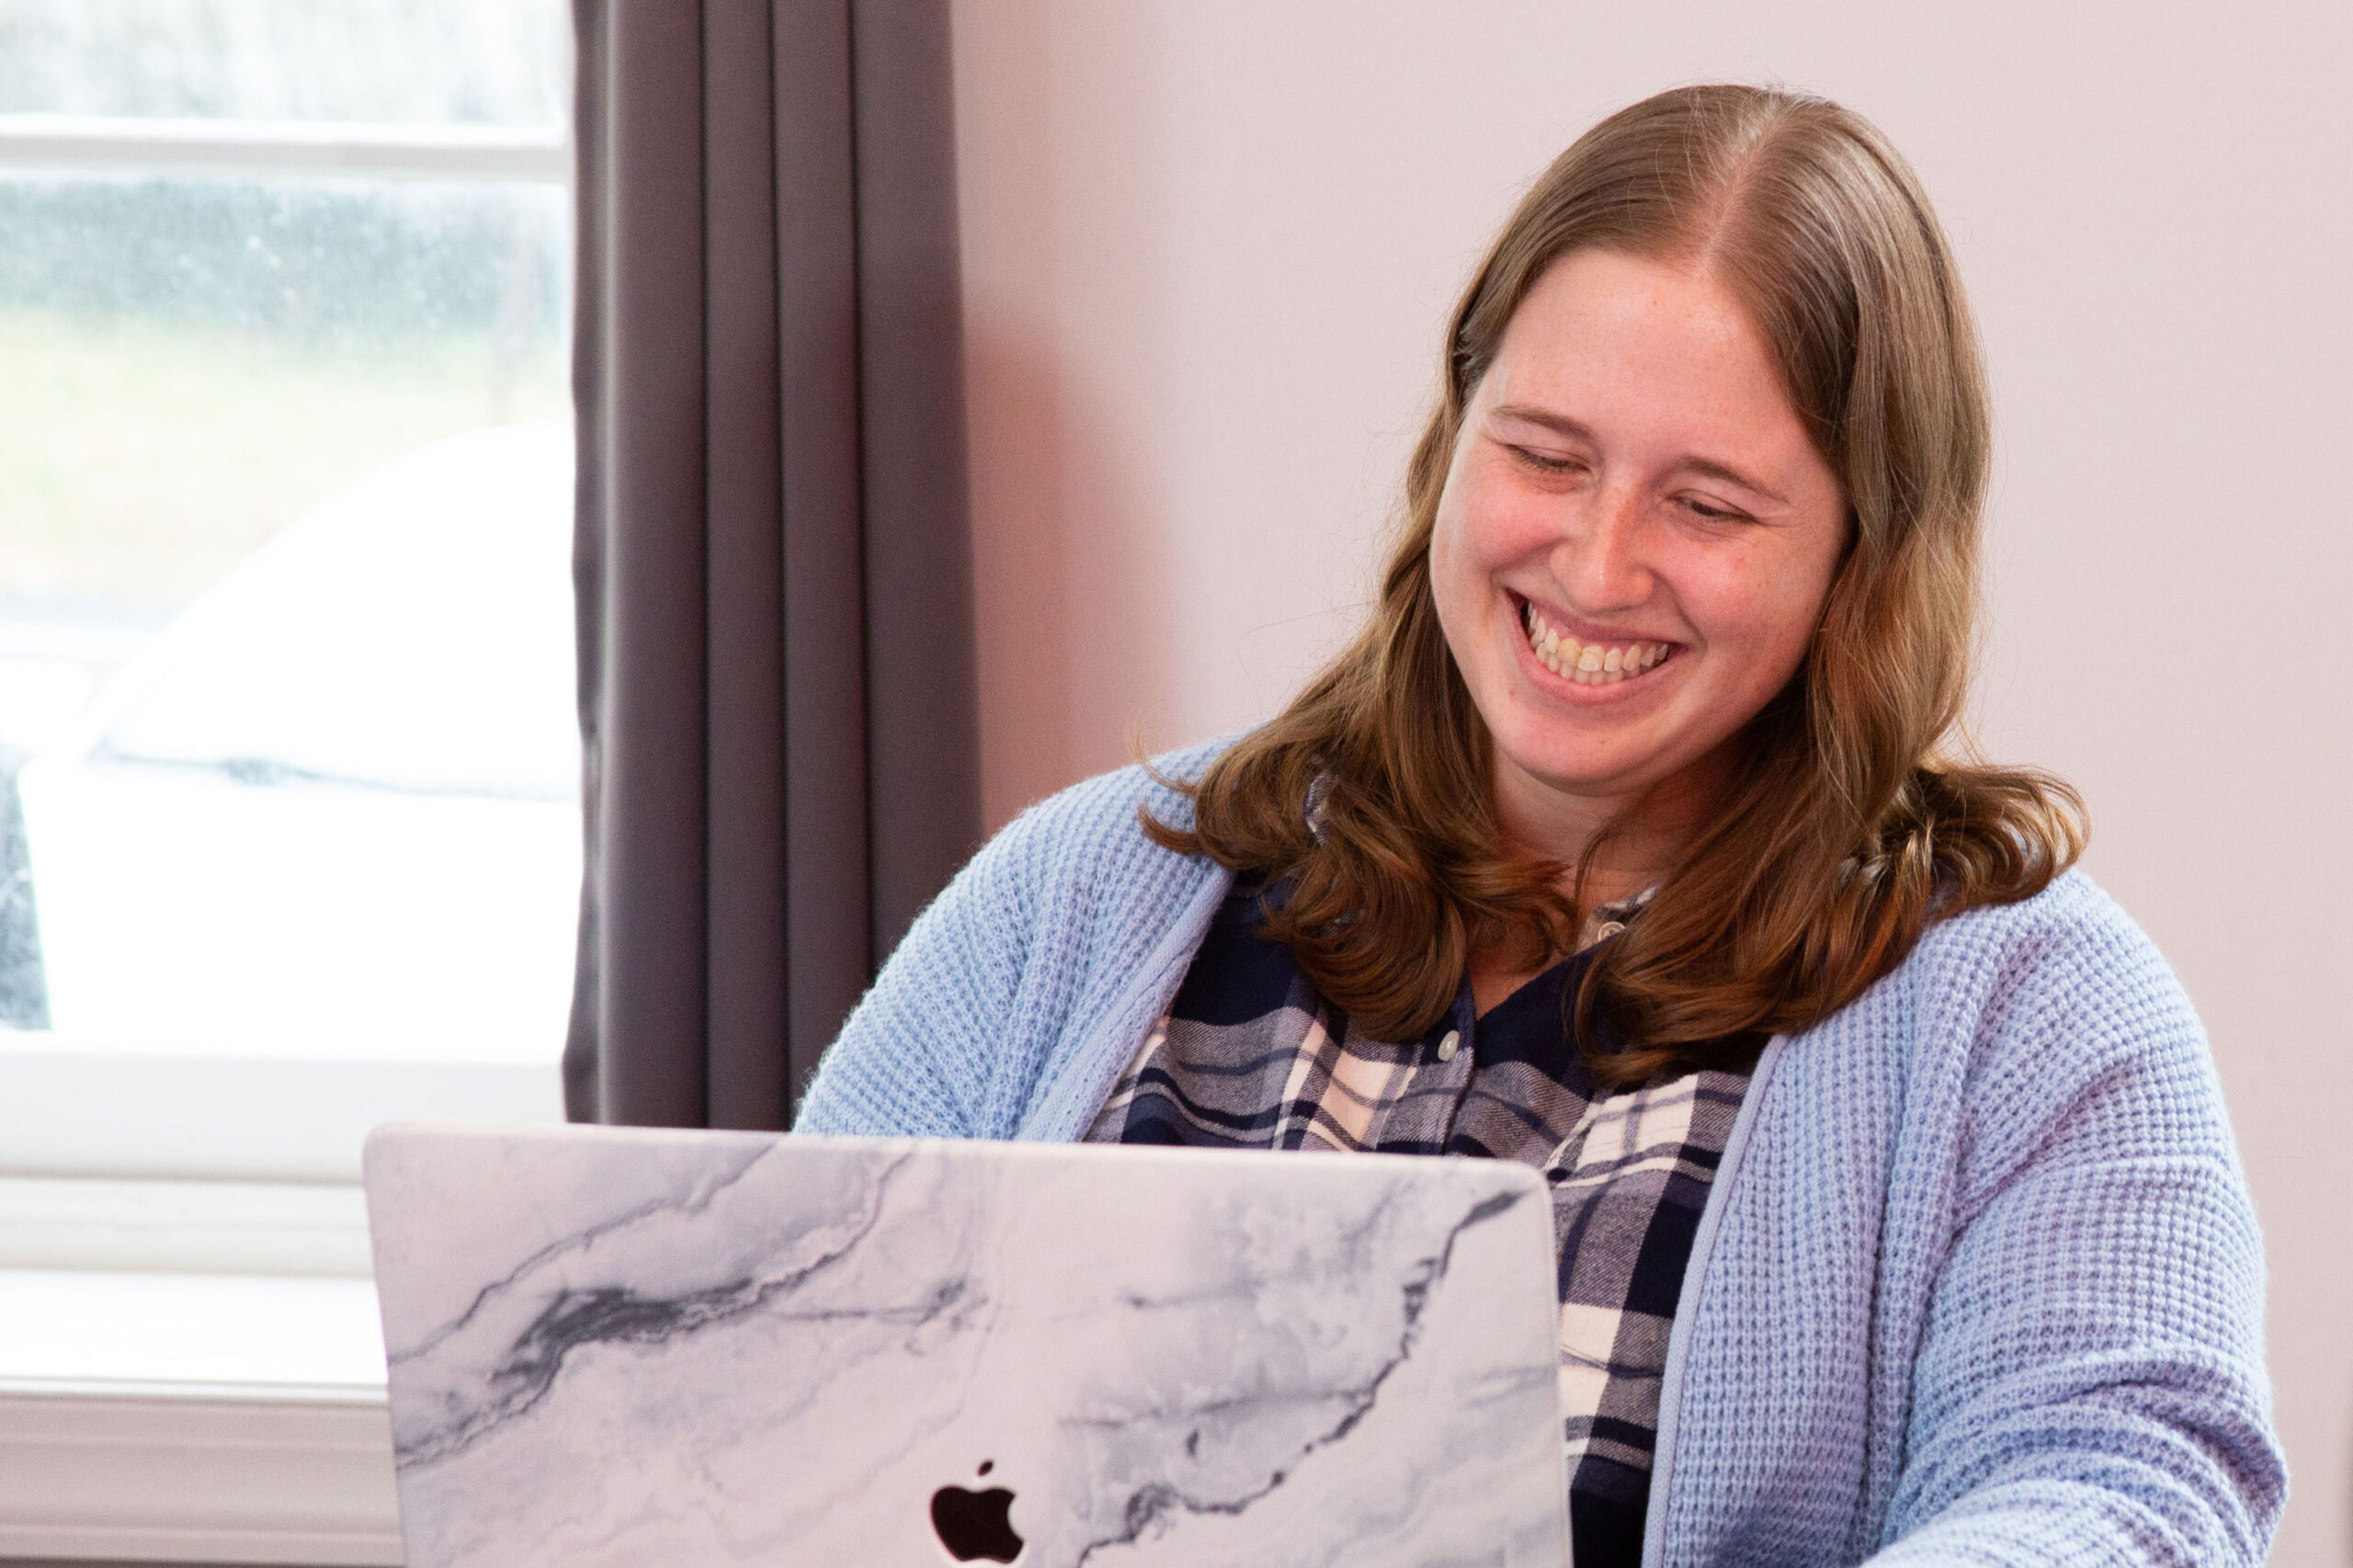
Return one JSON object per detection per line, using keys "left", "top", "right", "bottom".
{"left": 1867, "top": 897, "right": 2287, "bottom": 1566}
{"left": 792, "top": 794, "right": 1050, "bottom": 1139}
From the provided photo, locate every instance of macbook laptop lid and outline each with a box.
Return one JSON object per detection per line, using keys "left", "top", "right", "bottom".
{"left": 364, "top": 1125, "right": 1570, "bottom": 1567}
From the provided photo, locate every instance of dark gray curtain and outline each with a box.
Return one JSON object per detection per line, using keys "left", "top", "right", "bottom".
{"left": 564, "top": 0, "right": 982, "bottom": 1129}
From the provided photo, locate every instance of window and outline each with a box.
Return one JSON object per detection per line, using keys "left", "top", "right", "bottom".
{"left": 0, "top": 6, "right": 579, "bottom": 1553}
{"left": 0, "top": 1, "right": 576, "bottom": 1188}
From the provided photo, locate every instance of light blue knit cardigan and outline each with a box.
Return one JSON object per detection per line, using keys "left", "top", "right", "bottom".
{"left": 797, "top": 743, "right": 2286, "bottom": 1567}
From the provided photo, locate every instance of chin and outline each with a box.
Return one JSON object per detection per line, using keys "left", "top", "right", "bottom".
{"left": 1492, "top": 731, "right": 1647, "bottom": 798}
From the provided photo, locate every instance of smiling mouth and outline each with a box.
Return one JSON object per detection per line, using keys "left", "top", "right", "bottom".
{"left": 1521, "top": 601, "right": 1675, "bottom": 686}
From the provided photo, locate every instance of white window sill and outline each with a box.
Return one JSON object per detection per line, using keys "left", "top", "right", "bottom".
{"left": 0, "top": 1176, "right": 400, "bottom": 1563}
{"left": 0, "top": 1269, "right": 400, "bottom": 1564}
{"left": 0, "top": 1179, "right": 407, "bottom": 1563}
{"left": 0, "top": 1042, "right": 561, "bottom": 1563}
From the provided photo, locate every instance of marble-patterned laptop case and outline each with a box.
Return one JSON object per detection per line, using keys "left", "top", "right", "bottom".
{"left": 364, "top": 1125, "right": 1571, "bottom": 1568}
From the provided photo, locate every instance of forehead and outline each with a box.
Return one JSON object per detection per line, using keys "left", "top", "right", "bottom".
{"left": 1480, "top": 248, "right": 1803, "bottom": 443}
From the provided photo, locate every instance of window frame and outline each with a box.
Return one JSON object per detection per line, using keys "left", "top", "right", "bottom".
{"left": 0, "top": 111, "right": 564, "bottom": 181}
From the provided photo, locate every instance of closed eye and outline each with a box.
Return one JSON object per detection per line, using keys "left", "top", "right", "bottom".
{"left": 1506, "top": 445, "right": 1584, "bottom": 477}
{"left": 1678, "top": 495, "right": 1753, "bottom": 523}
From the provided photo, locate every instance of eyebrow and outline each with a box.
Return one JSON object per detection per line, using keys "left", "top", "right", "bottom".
{"left": 1489, "top": 403, "right": 1790, "bottom": 507}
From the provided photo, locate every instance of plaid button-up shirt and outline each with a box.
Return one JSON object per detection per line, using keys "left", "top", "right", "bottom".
{"left": 1086, "top": 880, "right": 1754, "bottom": 1568}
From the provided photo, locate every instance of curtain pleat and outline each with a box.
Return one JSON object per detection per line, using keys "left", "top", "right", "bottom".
{"left": 846, "top": 2, "right": 983, "bottom": 964}
{"left": 774, "top": 0, "right": 877, "bottom": 1124}
{"left": 564, "top": 0, "right": 980, "bottom": 1131}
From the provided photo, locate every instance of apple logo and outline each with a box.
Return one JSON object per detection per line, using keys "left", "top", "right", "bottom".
{"left": 930, "top": 1460, "right": 1024, "bottom": 1563}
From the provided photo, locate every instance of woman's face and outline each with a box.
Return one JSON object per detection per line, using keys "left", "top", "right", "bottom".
{"left": 1428, "top": 247, "right": 1849, "bottom": 844}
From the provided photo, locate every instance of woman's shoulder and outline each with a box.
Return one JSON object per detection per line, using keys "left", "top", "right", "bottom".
{"left": 1009, "top": 734, "right": 1232, "bottom": 837}
{"left": 1857, "top": 867, "right": 2232, "bottom": 1188}
{"left": 798, "top": 739, "right": 1240, "bottom": 1138}
{"left": 909, "top": 735, "right": 1239, "bottom": 970}
{"left": 975, "top": 735, "right": 1237, "bottom": 888}
{"left": 1903, "top": 866, "right": 2190, "bottom": 1034}
{"left": 1802, "top": 868, "right": 2197, "bottom": 1069}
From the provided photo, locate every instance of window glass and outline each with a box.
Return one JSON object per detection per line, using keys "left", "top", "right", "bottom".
{"left": 0, "top": 0, "right": 576, "bottom": 1069}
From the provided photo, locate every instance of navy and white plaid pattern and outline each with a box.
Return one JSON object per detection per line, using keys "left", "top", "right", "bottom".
{"left": 1086, "top": 882, "right": 1752, "bottom": 1568}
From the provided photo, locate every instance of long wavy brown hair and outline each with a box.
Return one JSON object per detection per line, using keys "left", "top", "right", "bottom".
{"left": 1145, "top": 84, "right": 2085, "bottom": 1084}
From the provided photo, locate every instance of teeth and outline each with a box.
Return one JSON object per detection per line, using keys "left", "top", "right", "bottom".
{"left": 1521, "top": 603, "right": 1670, "bottom": 685}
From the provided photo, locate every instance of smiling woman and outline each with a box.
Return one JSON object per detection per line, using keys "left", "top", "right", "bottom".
{"left": 799, "top": 84, "right": 2284, "bottom": 1568}
{"left": 1432, "top": 247, "right": 1857, "bottom": 1017}
{"left": 1154, "top": 88, "right": 2083, "bottom": 1075}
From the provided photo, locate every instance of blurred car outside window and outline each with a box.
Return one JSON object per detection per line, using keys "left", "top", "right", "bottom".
{"left": 0, "top": 0, "right": 577, "bottom": 1180}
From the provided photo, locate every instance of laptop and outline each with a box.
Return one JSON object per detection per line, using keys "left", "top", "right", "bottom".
{"left": 363, "top": 1125, "right": 1571, "bottom": 1567}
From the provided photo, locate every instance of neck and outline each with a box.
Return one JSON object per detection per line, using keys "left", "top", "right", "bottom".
{"left": 1488, "top": 746, "right": 1733, "bottom": 909}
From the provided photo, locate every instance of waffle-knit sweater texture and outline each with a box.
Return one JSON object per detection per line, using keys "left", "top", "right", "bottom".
{"left": 797, "top": 743, "right": 2286, "bottom": 1567}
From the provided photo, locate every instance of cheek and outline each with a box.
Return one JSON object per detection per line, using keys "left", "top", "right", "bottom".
{"left": 1426, "top": 496, "right": 1472, "bottom": 629}
{"left": 1427, "top": 478, "right": 1501, "bottom": 627}
{"left": 1688, "top": 543, "right": 1836, "bottom": 679}
{"left": 1431, "top": 470, "right": 1551, "bottom": 610}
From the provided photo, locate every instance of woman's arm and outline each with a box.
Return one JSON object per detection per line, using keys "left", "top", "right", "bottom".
{"left": 1871, "top": 905, "right": 2286, "bottom": 1565}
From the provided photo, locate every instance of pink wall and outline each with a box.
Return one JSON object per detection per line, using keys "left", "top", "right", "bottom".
{"left": 950, "top": 6, "right": 2353, "bottom": 1562}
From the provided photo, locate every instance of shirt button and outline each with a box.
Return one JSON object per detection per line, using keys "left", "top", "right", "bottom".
{"left": 1435, "top": 1028, "right": 1461, "bottom": 1062}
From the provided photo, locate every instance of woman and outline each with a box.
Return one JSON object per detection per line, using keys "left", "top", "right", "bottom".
{"left": 800, "top": 85, "right": 2284, "bottom": 1566}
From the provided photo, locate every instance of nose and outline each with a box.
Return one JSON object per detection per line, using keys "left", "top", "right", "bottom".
{"left": 1552, "top": 481, "right": 1654, "bottom": 612}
